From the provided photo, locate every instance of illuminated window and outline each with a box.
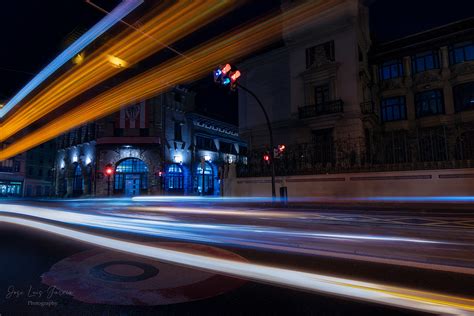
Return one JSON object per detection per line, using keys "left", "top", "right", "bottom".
{"left": 379, "top": 59, "right": 404, "bottom": 80}
{"left": 114, "top": 158, "right": 148, "bottom": 192}
{"left": 195, "top": 162, "right": 214, "bottom": 195}
{"left": 380, "top": 96, "right": 407, "bottom": 122}
{"left": 116, "top": 158, "right": 148, "bottom": 173}
{"left": 73, "top": 164, "right": 83, "bottom": 194}
{"left": 412, "top": 51, "right": 439, "bottom": 73}
{"left": 449, "top": 41, "right": 474, "bottom": 64}
{"left": 166, "top": 164, "right": 184, "bottom": 192}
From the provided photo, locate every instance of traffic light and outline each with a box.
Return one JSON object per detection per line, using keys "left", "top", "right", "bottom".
{"left": 213, "top": 64, "right": 240, "bottom": 90}
{"left": 274, "top": 144, "right": 286, "bottom": 159}
{"left": 263, "top": 152, "right": 270, "bottom": 164}
{"left": 105, "top": 164, "right": 113, "bottom": 176}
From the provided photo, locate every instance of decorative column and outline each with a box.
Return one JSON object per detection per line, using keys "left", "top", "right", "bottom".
{"left": 403, "top": 56, "right": 416, "bottom": 121}
{"left": 440, "top": 46, "right": 455, "bottom": 114}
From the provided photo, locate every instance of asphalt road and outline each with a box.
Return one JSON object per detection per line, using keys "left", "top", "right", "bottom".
{"left": 1, "top": 198, "right": 473, "bottom": 315}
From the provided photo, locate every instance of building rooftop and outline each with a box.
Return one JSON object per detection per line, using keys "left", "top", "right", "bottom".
{"left": 372, "top": 17, "right": 474, "bottom": 61}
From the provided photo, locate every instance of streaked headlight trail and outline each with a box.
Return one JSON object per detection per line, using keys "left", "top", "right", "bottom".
{"left": 0, "top": 1, "right": 238, "bottom": 143}
{"left": 1, "top": 203, "right": 473, "bottom": 275}
{"left": 0, "top": 0, "right": 143, "bottom": 119}
{"left": 0, "top": 0, "right": 344, "bottom": 160}
{"left": 0, "top": 214, "right": 472, "bottom": 315}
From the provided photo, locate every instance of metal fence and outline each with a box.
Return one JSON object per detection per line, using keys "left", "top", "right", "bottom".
{"left": 237, "top": 123, "right": 474, "bottom": 177}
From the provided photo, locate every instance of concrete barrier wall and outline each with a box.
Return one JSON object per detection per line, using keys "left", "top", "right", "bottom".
{"left": 226, "top": 168, "right": 474, "bottom": 198}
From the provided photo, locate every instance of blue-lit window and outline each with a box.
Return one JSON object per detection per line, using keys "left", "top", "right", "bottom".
{"left": 449, "top": 41, "right": 474, "bottom": 64}
{"left": 454, "top": 81, "right": 474, "bottom": 112}
{"left": 114, "top": 158, "right": 149, "bottom": 191}
{"left": 73, "top": 164, "right": 83, "bottom": 193}
{"left": 116, "top": 158, "right": 148, "bottom": 173}
{"left": 415, "top": 90, "right": 444, "bottom": 118}
{"left": 412, "top": 51, "right": 439, "bottom": 73}
{"left": 114, "top": 174, "right": 124, "bottom": 190}
{"left": 196, "top": 162, "right": 213, "bottom": 195}
{"left": 381, "top": 96, "right": 407, "bottom": 122}
{"left": 379, "top": 59, "right": 404, "bottom": 80}
{"left": 166, "top": 164, "right": 183, "bottom": 191}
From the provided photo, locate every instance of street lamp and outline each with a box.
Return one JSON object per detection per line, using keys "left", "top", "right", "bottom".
{"left": 105, "top": 164, "right": 113, "bottom": 196}
{"left": 214, "top": 64, "right": 276, "bottom": 199}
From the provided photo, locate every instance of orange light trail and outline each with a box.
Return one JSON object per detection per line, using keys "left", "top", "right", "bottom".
{"left": 0, "top": 0, "right": 343, "bottom": 161}
{"left": 0, "top": 1, "right": 237, "bottom": 142}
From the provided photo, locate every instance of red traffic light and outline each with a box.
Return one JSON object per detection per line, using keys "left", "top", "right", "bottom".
{"left": 230, "top": 70, "right": 241, "bottom": 82}
{"left": 221, "top": 64, "right": 231, "bottom": 75}
{"left": 105, "top": 164, "right": 113, "bottom": 176}
{"left": 213, "top": 64, "right": 240, "bottom": 90}
{"left": 263, "top": 153, "right": 270, "bottom": 162}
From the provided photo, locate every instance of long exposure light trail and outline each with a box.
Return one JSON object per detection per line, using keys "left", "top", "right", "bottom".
{"left": 0, "top": 204, "right": 456, "bottom": 246}
{"left": 1, "top": 204, "right": 473, "bottom": 275}
{"left": 0, "top": 0, "right": 344, "bottom": 160}
{"left": 0, "top": 1, "right": 237, "bottom": 143}
{"left": 0, "top": 215, "right": 472, "bottom": 315}
{"left": 0, "top": 0, "right": 143, "bottom": 119}
{"left": 133, "top": 195, "right": 474, "bottom": 204}
{"left": 128, "top": 205, "right": 474, "bottom": 226}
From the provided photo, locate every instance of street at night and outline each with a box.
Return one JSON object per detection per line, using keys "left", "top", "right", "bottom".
{"left": 1, "top": 199, "right": 474, "bottom": 314}
{"left": 2, "top": 0, "right": 474, "bottom": 315}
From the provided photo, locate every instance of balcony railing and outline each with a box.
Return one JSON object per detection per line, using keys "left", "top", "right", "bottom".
{"left": 298, "top": 100, "right": 343, "bottom": 119}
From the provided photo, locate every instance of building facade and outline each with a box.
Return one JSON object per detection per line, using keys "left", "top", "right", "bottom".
{"left": 0, "top": 143, "right": 25, "bottom": 198}
{"left": 24, "top": 140, "right": 56, "bottom": 197}
{"left": 237, "top": 0, "right": 474, "bottom": 178}
{"left": 54, "top": 86, "right": 246, "bottom": 197}
{"left": 369, "top": 18, "right": 474, "bottom": 169}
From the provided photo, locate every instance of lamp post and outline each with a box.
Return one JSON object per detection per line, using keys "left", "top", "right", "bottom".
{"left": 213, "top": 64, "right": 276, "bottom": 199}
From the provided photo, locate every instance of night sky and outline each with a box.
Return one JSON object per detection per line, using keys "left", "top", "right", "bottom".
{"left": 1, "top": 0, "right": 473, "bottom": 125}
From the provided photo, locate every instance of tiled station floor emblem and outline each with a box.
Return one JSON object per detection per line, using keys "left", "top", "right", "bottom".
{"left": 42, "top": 242, "right": 246, "bottom": 305}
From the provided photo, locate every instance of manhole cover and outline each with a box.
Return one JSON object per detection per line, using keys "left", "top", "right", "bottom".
{"left": 42, "top": 242, "right": 246, "bottom": 305}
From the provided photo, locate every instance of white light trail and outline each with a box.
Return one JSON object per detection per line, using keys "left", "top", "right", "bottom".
{"left": 0, "top": 0, "right": 143, "bottom": 118}
{"left": 1, "top": 215, "right": 472, "bottom": 315}
{"left": 1, "top": 204, "right": 472, "bottom": 275}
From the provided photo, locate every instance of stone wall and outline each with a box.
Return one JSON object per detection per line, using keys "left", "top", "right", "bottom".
{"left": 226, "top": 167, "right": 474, "bottom": 198}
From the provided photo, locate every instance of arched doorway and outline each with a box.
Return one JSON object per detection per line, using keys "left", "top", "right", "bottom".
{"left": 165, "top": 164, "right": 184, "bottom": 194}
{"left": 195, "top": 162, "right": 214, "bottom": 195}
{"left": 114, "top": 158, "right": 148, "bottom": 196}
{"left": 73, "top": 164, "right": 83, "bottom": 195}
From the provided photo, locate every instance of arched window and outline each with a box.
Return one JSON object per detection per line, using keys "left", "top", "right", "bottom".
{"left": 165, "top": 164, "right": 184, "bottom": 193}
{"left": 195, "top": 162, "right": 214, "bottom": 195}
{"left": 73, "top": 164, "right": 83, "bottom": 194}
{"left": 114, "top": 158, "right": 148, "bottom": 196}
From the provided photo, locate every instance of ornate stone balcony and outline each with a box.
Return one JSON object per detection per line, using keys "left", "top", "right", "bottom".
{"left": 298, "top": 100, "right": 344, "bottom": 119}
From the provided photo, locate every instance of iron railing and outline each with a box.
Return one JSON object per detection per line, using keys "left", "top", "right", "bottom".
{"left": 238, "top": 123, "right": 474, "bottom": 177}
{"left": 298, "top": 100, "right": 344, "bottom": 119}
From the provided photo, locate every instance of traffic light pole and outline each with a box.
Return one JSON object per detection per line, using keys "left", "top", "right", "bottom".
{"left": 237, "top": 83, "right": 276, "bottom": 200}
{"left": 107, "top": 174, "right": 111, "bottom": 196}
